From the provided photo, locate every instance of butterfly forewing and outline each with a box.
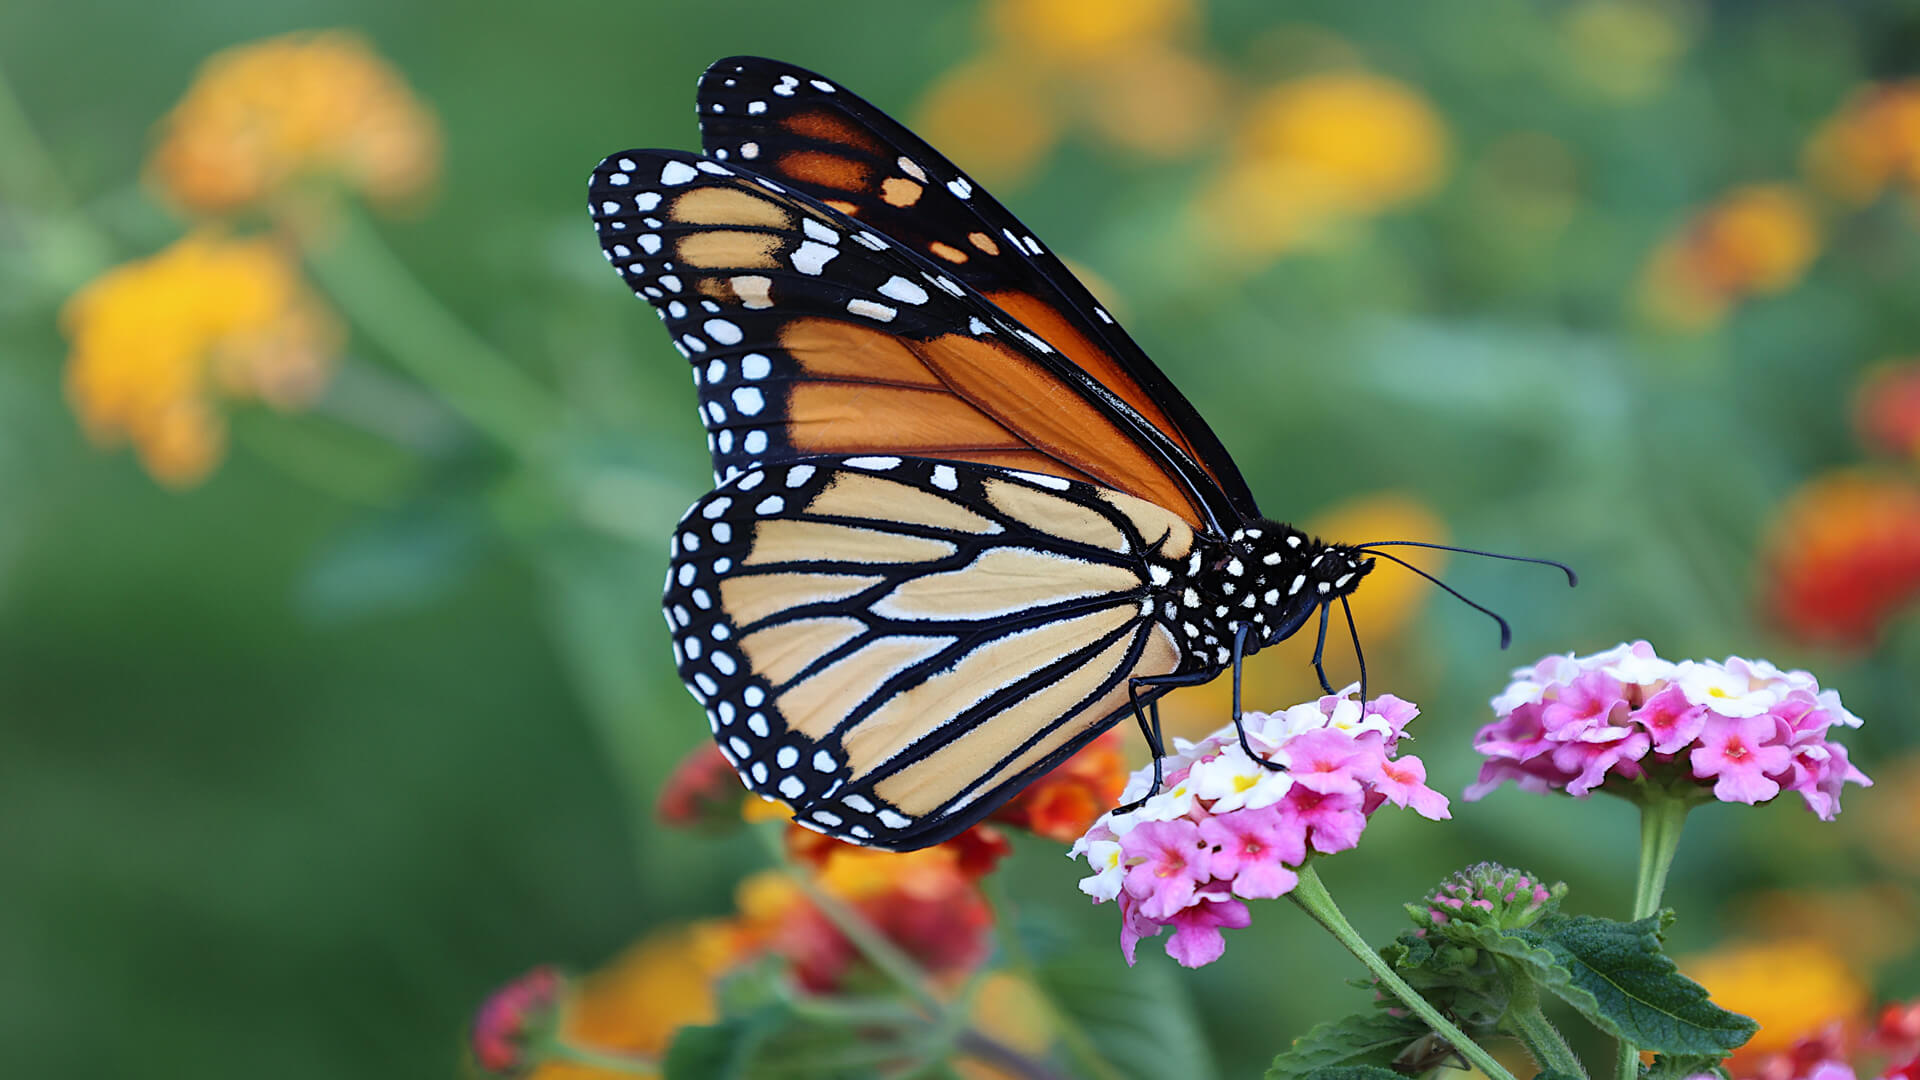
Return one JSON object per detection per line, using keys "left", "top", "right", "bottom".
{"left": 695, "top": 56, "right": 1261, "bottom": 525}
{"left": 665, "top": 456, "right": 1193, "bottom": 849}
{"left": 588, "top": 149, "right": 1218, "bottom": 529}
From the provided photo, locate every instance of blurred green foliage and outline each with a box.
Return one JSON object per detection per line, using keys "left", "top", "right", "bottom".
{"left": 5, "top": 1, "right": 1920, "bottom": 1078}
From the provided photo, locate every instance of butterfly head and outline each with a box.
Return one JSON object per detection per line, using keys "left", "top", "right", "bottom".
{"left": 1215, "top": 522, "right": 1375, "bottom": 649}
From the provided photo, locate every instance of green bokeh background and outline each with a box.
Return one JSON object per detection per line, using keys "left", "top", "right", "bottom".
{"left": 5, "top": 2, "right": 1920, "bottom": 1078}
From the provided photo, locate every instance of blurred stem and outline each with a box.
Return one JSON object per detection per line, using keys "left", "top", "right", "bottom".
{"left": 303, "top": 206, "right": 566, "bottom": 453}
{"left": 956, "top": 1030, "right": 1073, "bottom": 1080}
{"left": 1500, "top": 962, "right": 1586, "bottom": 1079}
{"left": 230, "top": 412, "right": 414, "bottom": 506}
{"left": 542, "top": 1040, "right": 656, "bottom": 1074}
{"left": 755, "top": 826, "right": 945, "bottom": 1017}
{"left": 1615, "top": 794, "right": 1692, "bottom": 1080}
{"left": 983, "top": 876, "right": 1128, "bottom": 1080}
{"left": 1289, "top": 865, "right": 1516, "bottom": 1080}
{"left": 0, "top": 61, "right": 79, "bottom": 211}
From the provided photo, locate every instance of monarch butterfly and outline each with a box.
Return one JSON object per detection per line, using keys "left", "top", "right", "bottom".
{"left": 588, "top": 57, "right": 1568, "bottom": 851}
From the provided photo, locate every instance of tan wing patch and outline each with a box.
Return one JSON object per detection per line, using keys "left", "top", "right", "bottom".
{"left": 984, "top": 479, "right": 1129, "bottom": 552}
{"left": 742, "top": 519, "right": 957, "bottom": 568}
{"left": 778, "top": 151, "right": 873, "bottom": 192}
{"left": 676, "top": 230, "right": 784, "bottom": 270}
{"left": 1100, "top": 488, "right": 1197, "bottom": 561}
{"left": 838, "top": 603, "right": 1138, "bottom": 782}
{"left": 804, "top": 474, "right": 1002, "bottom": 535}
{"left": 780, "top": 634, "right": 956, "bottom": 739}
{"left": 718, "top": 571, "right": 882, "bottom": 628}
{"left": 868, "top": 547, "right": 1138, "bottom": 621}
{"left": 741, "top": 616, "right": 867, "bottom": 685}
{"left": 669, "top": 187, "right": 793, "bottom": 228}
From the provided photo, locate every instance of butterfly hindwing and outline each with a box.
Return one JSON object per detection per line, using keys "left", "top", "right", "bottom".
{"left": 588, "top": 149, "right": 1220, "bottom": 529}
{"left": 696, "top": 56, "right": 1261, "bottom": 525}
{"left": 665, "top": 455, "right": 1195, "bottom": 849}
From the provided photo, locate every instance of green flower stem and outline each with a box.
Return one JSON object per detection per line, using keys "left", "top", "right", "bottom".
{"left": 1616, "top": 793, "right": 1694, "bottom": 1080}
{"left": 982, "top": 876, "right": 1129, "bottom": 1080}
{"left": 304, "top": 206, "right": 567, "bottom": 453}
{"left": 1501, "top": 962, "right": 1587, "bottom": 1079}
{"left": 1289, "top": 864, "right": 1517, "bottom": 1080}
{"left": 755, "top": 826, "right": 946, "bottom": 1017}
{"left": 541, "top": 1040, "right": 657, "bottom": 1073}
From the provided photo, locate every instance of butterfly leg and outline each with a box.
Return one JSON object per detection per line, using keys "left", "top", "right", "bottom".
{"left": 1230, "top": 623, "right": 1286, "bottom": 773}
{"left": 1113, "top": 669, "right": 1215, "bottom": 814}
{"left": 1309, "top": 601, "right": 1336, "bottom": 695}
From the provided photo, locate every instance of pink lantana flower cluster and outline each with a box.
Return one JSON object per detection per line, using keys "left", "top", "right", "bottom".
{"left": 1070, "top": 690, "right": 1449, "bottom": 968}
{"left": 1468, "top": 641, "right": 1871, "bottom": 818}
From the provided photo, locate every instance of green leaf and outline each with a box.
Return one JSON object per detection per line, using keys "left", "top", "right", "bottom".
{"left": 1293, "top": 1066, "right": 1409, "bottom": 1080}
{"left": 663, "top": 1008, "right": 783, "bottom": 1080}
{"left": 1467, "top": 915, "right": 1755, "bottom": 1055}
{"left": 1265, "top": 1011, "right": 1432, "bottom": 1080}
{"left": 663, "top": 1002, "right": 913, "bottom": 1080}
{"left": 1035, "top": 948, "right": 1218, "bottom": 1080}
{"left": 1645, "top": 1053, "right": 1729, "bottom": 1080}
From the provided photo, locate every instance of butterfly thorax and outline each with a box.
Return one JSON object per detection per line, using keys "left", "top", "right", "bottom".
{"left": 1160, "top": 521, "right": 1376, "bottom": 672}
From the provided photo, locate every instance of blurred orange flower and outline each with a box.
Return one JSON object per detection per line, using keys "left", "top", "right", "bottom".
{"left": 1683, "top": 937, "right": 1870, "bottom": 1072}
{"left": 990, "top": 729, "right": 1129, "bottom": 842}
{"left": 1160, "top": 493, "right": 1445, "bottom": 740}
{"left": 149, "top": 29, "right": 440, "bottom": 216}
{"left": 1194, "top": 70, "right": 1448, "bottom": 259}
{"left": 1855, "top": 361, "right": 1920, "bottom": 463}
{"left": 1638, "top": 184, "right": 1821, "bottom": 331}
{"left": 1804, "top": 81, "right": 1920, "bottom": 206}
{"left": 60, "top": 229, "right": 339, "bottom": 486}
{"left": 528, "top": 922, "right": 739, "bottom": 1080}
{"left": 917, "top": 0, "right": 1222, "bottom": 185}
{"left": 1761, "top": 469, "right": 1920, "bottom": 645}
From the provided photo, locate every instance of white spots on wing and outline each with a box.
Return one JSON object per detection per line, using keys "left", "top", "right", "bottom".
{"left": 660, "top": 160, "right": 698, "bottom": 186}
{"left": 792, "top": 241, "right": 838, "bottom": 275}
{"left": 696, "top": 161, "right": 732, "bottom": 176}
{"left": 616, "top": 158, "right": 636, "bottom": 171}
{"left": 967, "top": 316, "right": 992, "bottom": 335}
{"left": 600, "top": 200, "right": 620, "bottom": 215}
{"left": 1013, "top": 470, "right": 1071, "bottom": 490}
{"left": 931, "top": 465, "right": 958, "bottom": 491}
{"left": 732, "top": 275, "right": 773, "bottom": 309}
{"left": 1290, "top": 574, "right": 1306, "bottom": 595}
{"left": 802, "top": 217, "right": 840, "bottom": 244}
{"left": 947, "top": 177, "right": 972, "bottom": 199}
{"left": 668, "top": 300, "right": 687, "bottom": 319}
{"left": 747, "top": 712, "right": 770, "bottom": 737}
{"left": 659, "top": 274, "right": 683, "bottom": 292}
{"left": 635, "top": 192, "right": 661, "bottom": 211}
{"left": 677, "top": 563, "right": 696, "bottom": 586}
{"left": 704, "top": 318, "right": 743, "bottom": 346}
{"left": 1318, "top": 581, "right": 1332, "bottom": 594}
{"left": 747, "top": 100, "right": 767, "bottom": 115}
{"left": 743, "top": 430, "right": 768, "bottom": 454}
{"left": 756, "top": 495, "right": 785, "bottom": 515}
{"left": 704, "top": 357, "right": 724, "bottom": 382}
{"left": 680, "top": 334, "right": 708, "bottom": 354}
{"left": 744, "top": 686, "right": 765, "bottom": 707}
{"left": 854, "top": 231, "right": 887, "bottom": 250}
{"left": 779, "top": 776, "right": 805, "bottom": 799}
{"left": 930, "top": 275, "right": 964, "bottom": 297}
{"left": 736, "top": 470, "right": 764, "bottom": 491}
{"left": 1015, "top": 329, "right": 1052, "bottom": 353}
{"left": 1287, "top": 534, "right": 1303, "bottom": 548}
{"left": 897, "top": 156, "right": 928, "bottom": 182}
{"left": 775, "top": 746, "right": 799, "bottom": 770}
{"left": 728, "top": 734, "right": 748, "bottom": 757}
{"left": 741, "top": 352, "right": 772, "bottom": 380}
{"left": 845, "top": 456, "right": 900, "bottom": 469}
{"left": 877, "top": 276, "right": 929, "bottom": 305}
{"left": 774, "top": 75, "right": 799, "bottom": 96}
{"left": 847, "top": 299, "right": 897, "bottom": 322}
{"left": 809, "top": 78, "right": 835, "bottom": 92}
{"left": 877, "top": 809, "right": 912, "bottom": 829}
{"left": 786, "top": 464, "right": 816, "bottom": 486}
{"left": 712, "top": 521, "right": 732, "bottom": 543}
{"left": 1023, "top": 235, "right": 1043, "bottom": 254}
{"left": 740, "top": 141, "right": 760, "bottom": 159}
{"left": 813, "top": 749, "right": 837, "bottom": 772}
{"left": 697, "top": 673, "right": 720, "bottom": 696}
{"left": 702, "top": 497, "right": 732, "bottom": 519}
{"left": 1262, "top": 552, "right": 1283, "bottom": 565}
{"left": 1094, "top": 306, "right": 1114, "bottom": 324}
{"left": 731, "top": 387, "right": 765, "bottom": 415}
{"left": 1149, "top": 565, "right": 1172, "bottom": 586}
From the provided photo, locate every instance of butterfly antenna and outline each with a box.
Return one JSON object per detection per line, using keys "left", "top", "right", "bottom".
{"left": 1310, "top": 601, "right": 1335, "bottom": 695}
{"left": 1359, "top": 548, "right": 1515, "bottom": 649}
{"left": 1340, "top": 594, "right": 1366, "bottom": 702}
{"left": 1357, "top": 540, "right": 1578, "bottom": 587}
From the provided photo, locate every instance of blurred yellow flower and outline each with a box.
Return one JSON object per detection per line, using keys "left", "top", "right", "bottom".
{"left": 531, "top": 923, "right": 738, "bottom": 1080}
{"left": 1738, "top": 888, "right": 1917, "bottom": 974}
{"left": 1559, "top": 0, "right": 1692, "bottom": 103}
{"left": 916, "top": 54, "right": 1061, "bottom": 188}
{"left": 1858, "top": 753, "right": 1920, "bottom": 871}
{"left": 1682, "top": 938, "right": 1870, "bottom": 1067}
{"left": 149, "top": 30, "right": 440, "bottom": 215}
{"left": 957, "top": 973, "right": 1058, "bottom": 1080}
{"left": 1160, "top": 493, "right": 1446, "bottom": 740}
{"left": 1196, "top": 70, "right": 1448, "bottom": 258}
{"left": 1804, "top": 81, "right": 1920, "bottom": 206}
{"left": 1638, "top": 184, "right": 1821, "bottom": 331}
{"left": 61, "top": 229, "right": 339, "bottom": 487}
{"left": 986, "top": 0, "right": 1193, "bottom": 67}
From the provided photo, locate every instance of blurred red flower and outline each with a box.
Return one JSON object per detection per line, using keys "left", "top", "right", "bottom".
{"left": 989, "top": 730, "right": 1129, "bottom": 842}
{"left": 1762, "top": 469, "right": 1920, "bottom": 645}
{"left": 1855, "top": 362, "right": 1920, "bottom": 463}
